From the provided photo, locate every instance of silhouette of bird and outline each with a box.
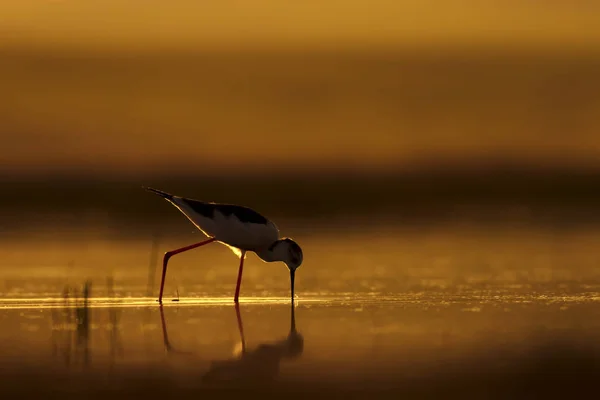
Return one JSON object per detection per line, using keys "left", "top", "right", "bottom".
{"left": 158, "top": 303, "right": 303, "bottom": 384}
{"left": 201, "top": 304, "right": 303, "bottom": 384}
{"left": 144, "top": 187, "right": 303, "bottom": 303}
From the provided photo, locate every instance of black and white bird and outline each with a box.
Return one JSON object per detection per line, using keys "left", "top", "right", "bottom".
{"left": 144, "top": 187, "right": 303, "bottom": 304}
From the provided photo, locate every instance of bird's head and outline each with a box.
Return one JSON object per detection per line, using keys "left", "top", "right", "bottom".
{"left": 258, "top": 238, "right": 303, "bottom": 301}
{"left": 271, "top": 238, "right": 302, "bottom": 300}
{"left": 268, "top": 238, "right": 303, "bottom": 271}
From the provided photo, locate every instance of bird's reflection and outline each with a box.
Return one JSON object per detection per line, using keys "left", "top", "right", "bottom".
{"left": 159, "top": 305, "right": 194, "bottom": 355}
{"left": 159, "top": 303, "right": 303, "bottom": 383}
{"left": 202, "top": 303, "right": 303, "bottom": 384}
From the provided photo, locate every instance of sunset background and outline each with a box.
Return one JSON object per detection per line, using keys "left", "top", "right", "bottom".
{"left": 2, "top": 4, "right": 600, "bottom": 398}
{"left": 1, "top": 1, "right": 600, "bottom": 229}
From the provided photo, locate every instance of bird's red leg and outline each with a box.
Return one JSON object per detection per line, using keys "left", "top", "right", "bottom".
{"left": 233, "top": 251, "right": 246, "bottom": 303}
{"left": 158, "top": 237, "right": 216, "bottom": 303}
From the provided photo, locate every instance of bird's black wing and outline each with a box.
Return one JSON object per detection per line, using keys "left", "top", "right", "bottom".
{"left": 180, "top": 198, "right": 269, "bottom": 225}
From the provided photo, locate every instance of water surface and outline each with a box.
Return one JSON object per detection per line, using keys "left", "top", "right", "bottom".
{"left": 1, "top": 226, "right": 600, "bottom": 398}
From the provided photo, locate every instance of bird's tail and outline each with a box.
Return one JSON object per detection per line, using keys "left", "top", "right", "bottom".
{"left": 143, "top": 186, "right": 174, "bottom": 200}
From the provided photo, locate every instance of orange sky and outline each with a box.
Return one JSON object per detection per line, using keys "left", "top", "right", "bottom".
{"left": 2, "top": 1, "right": 600, "bottom": 51}
{"left": 1, "top": 1, "right": 600, "bottom": 175}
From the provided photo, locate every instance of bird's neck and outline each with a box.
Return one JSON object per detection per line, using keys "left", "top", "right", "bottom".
{"left": 256, "top": 248, "right": 276, "bottom": 263}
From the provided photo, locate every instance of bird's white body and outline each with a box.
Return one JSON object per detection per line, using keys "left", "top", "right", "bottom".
{"left": 169, "top": 196, "right": 280, "bottom": 255}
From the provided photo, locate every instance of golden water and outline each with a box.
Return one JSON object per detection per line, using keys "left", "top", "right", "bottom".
{"left": 1, "top": 226, "right": 600, "bottom": 398}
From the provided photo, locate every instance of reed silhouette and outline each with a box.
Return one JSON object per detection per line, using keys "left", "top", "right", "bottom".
{"left": 50, "top": 281, "right": 92, "bottom": 368}
{"left": 106, "top": 277, "right": 124, "bottom": 368}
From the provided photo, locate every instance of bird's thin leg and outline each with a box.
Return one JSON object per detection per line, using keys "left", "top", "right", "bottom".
{"left": 233, "top": 251, "right": 246, "bottom": 303}
{"left": 158, "top": 237, "right": 216, "bottom": 303}
{"left": 235, "top": 303, "right": 246, "bottom": 354}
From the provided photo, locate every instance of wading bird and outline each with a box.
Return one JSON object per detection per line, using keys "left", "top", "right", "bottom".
{"left": 144, "top": 187, "right": 303, "bottom": 303}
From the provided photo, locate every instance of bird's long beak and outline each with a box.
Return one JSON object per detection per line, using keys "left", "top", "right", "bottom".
{"left": 290, "top": 269, "right": 295, "bottom": 303}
